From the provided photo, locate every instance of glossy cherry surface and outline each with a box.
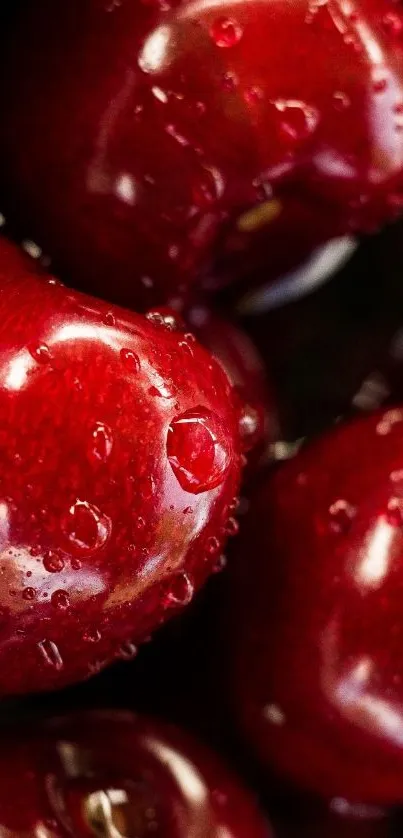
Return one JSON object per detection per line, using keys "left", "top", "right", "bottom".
{"left": 1, "top": 0, "right": 403, "bottom": 307}
{"left": 0, "top": 238, "right": 241, "bottom": 695}
{"left": 0, "top": 710, "right": 271, "bottom": 837}
{"left": 230, "top": 408, "right": 403, "bottom": 804}
{"left": 187, "top": 305, "right": 277, "bottom": 463}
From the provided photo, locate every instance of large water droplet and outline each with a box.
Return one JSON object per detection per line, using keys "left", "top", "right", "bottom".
{"left": 63, "top": 501, "right": 112, "bottom": 555}
{"left": 273, "top": 99, "right": 319, "bottom": 145}
{"left": 22, "top": 587, "right": 36, "bottom": 601}
{"left": 167, "top": 408, "right": 231, "bottom": 493}
{"left": 43, "top": 552, "right": 65, "bottom": 573}
{"left": 51, "top": 590, "right": 70, "bottom": 609}
{"left": 38, "top": 639, "right": 63, "bottom": 670}
{"left": 88, "top": 422, "right": 113, "bottom": 464}
{"left": 210, "top": 16, "right": 243, "bottom": 47}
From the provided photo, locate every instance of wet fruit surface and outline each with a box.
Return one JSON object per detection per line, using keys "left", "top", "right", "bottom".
{"left": 230, "top": 408, "right": 403, "bottom": 804}
{"left": 187, "top": 305, "right": 277, "bottom": 464}
{"left": 0, "top": 238, "right": 241, "bottom": 695}
{"left": 0, "top": 711, "right": 271, "bottom": 837}
{"left": 2, "top": 0, "right": 403, "bottom": 306}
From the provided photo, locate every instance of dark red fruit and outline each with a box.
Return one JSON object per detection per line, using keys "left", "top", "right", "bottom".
{"left": 0, "top": 711, "right": 271, "bottom": 837}
{"left": 187, "top": 305, "right": 277, "bottom": 464}
{"left": 230, "top": 408, "right": 403, "bottom": 804}
{"left": 272, "top": 794, "right": 389, "bottom": 838}
{"left": 1, "top": 0, "right": 403, "bottom": 307}
{"left": 0, "top": 238, "right": 241, "bottom": 695}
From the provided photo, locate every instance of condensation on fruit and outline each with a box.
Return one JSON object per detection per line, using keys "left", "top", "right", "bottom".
{"left": 37, "top": 639, "right": 64, "bottom": 670}
{"left": 167, "top": 408, "right": 231, "bottom": 493}
{"left": 163, "top": 571, "right": 194, "bottom": 606}
{"left": 62, "top": 500, "right": 112, "bottom": 555}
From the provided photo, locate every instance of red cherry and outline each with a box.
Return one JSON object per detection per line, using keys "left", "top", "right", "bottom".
{"left": 187, "top": 305, "right": 277, "bottom": 464}
{"left": 275, "top": 801, "right": 390, "bottom": 838}
{"left": 229, "top": 408, "right": 403, "bottom": 804}
{"left": 1, "top": 0, "right": 403, "bottom": 307}
{"left": 0, "top": 711, "right": 271, "bottom": 838}
{"left": 0, "top": 238, "right": 241, "bottom": 695}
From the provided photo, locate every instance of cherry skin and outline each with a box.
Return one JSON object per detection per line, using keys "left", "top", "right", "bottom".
{"left": 0, "top": 711, "right": 272, "bottom": 838}
{"left": 1, "top": 0, "right": 403, "bottom": 307}
{"left": 229, "top": 408, "right": 403, "bottom": 805}
{"left": 187, "top": 305, "right": 277, "bottom": 465}
{"left": 0, "top": 237, "right": 241, "bottom": 695}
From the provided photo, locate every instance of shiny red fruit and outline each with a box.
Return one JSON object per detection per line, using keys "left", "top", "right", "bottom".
{"left": 1, "top": 0, "right": 403, "bottom": 307}
{"left": 230, "top": 408, "right": 403, "bottom": 804}
{"left": 273, "top": 796, "right": 390, "bottom": 838}
{"left": 0, "top": 238, "right": 241, "bottom": 695}
{"left": 187, "top": 305, "right": 277, "bottom": 464}
{"left": 0, "top": 711, "right": 271, "bottom": 838}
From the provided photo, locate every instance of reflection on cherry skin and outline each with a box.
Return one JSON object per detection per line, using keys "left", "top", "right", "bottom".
{"left": 230, "top": 408, "right": 403, "bottom": 804}
{"left": 0, "top": 711, "right": 272, "bottom": 838}
{"left": 1, "top": 0, "right": 403, "bottom": 306}
{"left": 0, "top": 238, "right": 241, "bottom": 695}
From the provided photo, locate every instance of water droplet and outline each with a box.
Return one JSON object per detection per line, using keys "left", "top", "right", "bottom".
{"left": 238, "top": 403, "right": 261, "bottom": 451}
{"left": 274, "top": 99, "right": 319, "bottom": 144}
{"left": 134, "top": 516, "right": 146, "bottom": 532}
{"left": 373, "top": 76, "right": 388, "bottom": 93}
{"left": 229, "top": 496, "right": 240, "bottom": 513}
{"left": 83, "top": 628, "right": 102, "bottom": 643}
{"left": 244, "top": 86, "right": 264, "bottom": 106}
{"left": 43, "top": 552, "right": 65, "bottom": 573}
{"left": 329, "top": 499, "right": 356, "bottom": 533}
{"left": 120, "top": 348, "right": 140, "bottom": 373}
{"left": 28, "top": 343, "right": 52, "bottom": 364}
{"left": 88, "top": 422, "right": 113, "bottom": 464}
{"left": 167, "top": 407, "right": 232, "bottom": 493}
{"left": 213, "top": 554, "right": 227, "bottom": 573}
{"left": 118, "top": 641, "right": 138, "bottom": 659}
{"left": 377, "top": 409, "right": 403, "bottom": 435}
{"left": 51, "top": 590, "right": 70, "bottom": 609}
{"left": 38, "top": 639, "right": 63, "bottom": 670}
{"left": 206, "top": 536, "right": 220, "bottom": 555}
{"left": 103, "top": 312, "right": 116, "bottom": 327}
{"left": 178, "top": 339, "right": 194, "bottom": 356}
{"left": 382, "top": 11, "right": 403, "bottom": 35}
{"left": 163, "top": 572, "right": 194, "bottom": 607}
{"left": 210, "top": 16, "right": 243, "bottom": 47}
{"left": 222, "top": 71, "right": 238, "bottom": 91}
{"left": 146, "top": 309, "right": 183, "bottom": 330}
{"left": 332, "top": 91, "right": 351, "bottom": 110}
{"left": 63, "top": 501, "right": 112, "bottom": 555}
{"left": 225, "top": 516, "right": 239, "bottom": 536}
{"left": 22, "top": 587, "right": 36, "bottom": 601}
{"left": 386, "top": 498, "right": 403, "bottom": 527}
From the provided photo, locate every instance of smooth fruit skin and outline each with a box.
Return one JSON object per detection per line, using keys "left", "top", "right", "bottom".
{"left": 0, "top": 238, "right": 241, "bottom": 695}
{"left": 230, "top": 408, "right": 403, "bottom": 805}
{"left": 1, "top": 0, "right": 403, "bottom": 307}
{"left": 187, "top": 305, "right": 277, "bottom": 464}
{"left": 0, "top": 711, "right": 272, "bottom": 838}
